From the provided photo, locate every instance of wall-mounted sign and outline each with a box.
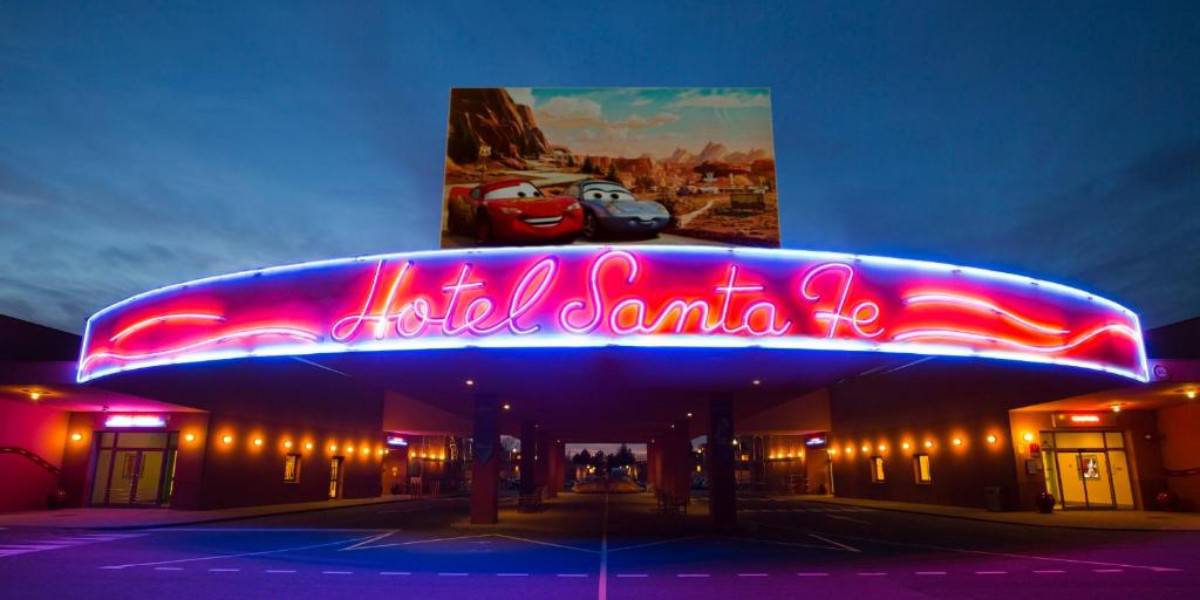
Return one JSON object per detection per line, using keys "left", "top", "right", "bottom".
{"left": 104, "top": 415, "right": 167, "bottom": 428}
{"left": 1056, "top": 413, "right": 1115, "bottom": 427}
{"left": 77, "top": 246, "right": 1147, "bottom": 383}
{"left": 386, "top": 436, "right": 409, "bottom": 447}
{"left": 805, "top": 436, "right": 827, "bottom": 448}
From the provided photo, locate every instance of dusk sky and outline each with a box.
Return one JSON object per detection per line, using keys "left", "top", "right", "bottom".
{"left": 1, "top": 3, "right": 1197, "bottom": 333}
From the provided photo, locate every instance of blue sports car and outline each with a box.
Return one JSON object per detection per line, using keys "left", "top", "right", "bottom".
{"left": 564, "top": 179, "right": 671, "bottom": 240}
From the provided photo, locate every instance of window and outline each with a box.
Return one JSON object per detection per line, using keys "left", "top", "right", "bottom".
{"left": 914, "top": 454, "right": 932, "bottom": 484}
{"left": 284, "top": 454, "right": 302, "bottom": 483}
{"left": 870, "top": 456, "right": 886, "bottom": 483}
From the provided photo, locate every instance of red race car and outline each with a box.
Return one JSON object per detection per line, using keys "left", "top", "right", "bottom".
{"left": 446, "top": 179, "right": 583, "bottom": 244}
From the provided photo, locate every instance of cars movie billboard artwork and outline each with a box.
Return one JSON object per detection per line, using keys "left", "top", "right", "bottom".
{"left": 441, "top": 87, "right": 780, "bottom": 248}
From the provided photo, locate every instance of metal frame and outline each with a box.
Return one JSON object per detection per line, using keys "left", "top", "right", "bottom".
{"left": 1042, "top": 429, "right": 1129, "bottom": 510}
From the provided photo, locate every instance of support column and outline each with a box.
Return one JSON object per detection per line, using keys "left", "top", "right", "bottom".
{"left": 535, "top": 430, "right": 551, "bottom": 495}
{"left": 470, "top": 393, "right": 500, "bottom": 524}
{"left": 708, "top": 394, "right": 736, "bottom": 530}
{"left": 671, "top": 420, "right": 692, "bottom": 502}
{"left": 646, "top": 439, "right": 658, "bottom": 491}
{"left": 520, "top": 420, "right": 536, "bottom": 496}
{"left": 544, "top": 439, "right": 562, "bottom": 499}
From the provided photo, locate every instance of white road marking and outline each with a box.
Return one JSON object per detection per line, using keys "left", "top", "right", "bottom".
{"left": 497, "top": 573, "right": 529, "bottom": 577}
{"left": 1033, "top": 570, "right": 1066, "bottom": 574}
{"left": 677, "top": 573, "right": 710, "bottom": 578}
{"left": 616, "top": 573, "right": 648, "bottom": 578}
{"left": 1151, "top": 567, "right": 1183, "bottom": 572}
{"left": 266, "top": 570, "right": 296, "bottom": 574}
{"left": 858, "top": 572, "right": 888, "bottom": 576}
{"left": 809, "top": 533, "right": 861, "bottom": 553}
{"left": 737, "top": 573, "right": 769, "bottom": 577}
{"left": 154, "top": 567, "right": 183, "bottom": 571}
{"left": 380, "top": 571, "right": 411, "bottom": 576}
{"left": 492, "top": 533, "right": 598, "bottom": 554}
{"left": 209, "top": 568, "right": 239, "bottom": 573}
{"left": 828, "top": 532, "right": 1181, "bottom": 572}
{"left": 975, "top": 571, "right": 1007, "bottom": 575}
{"left": 558, "top": 573, "right": 588, "bottom": 578}
{"left": 99, "top": 535, "right": 373, "bottom": 570}
{"left": 0, "top": 533, "right": 143, "bottom": 559}
{"left": 341, "top": 530, "right": 397, "bottom": 551}
{"left": 608, "top": 535, "right": 702, "bottom": 553}
{"left": 438, "top": 572, "right": 468, "bottom": 576}
{"left": 322, "top": 570, "right": 353, "bottom": 575}
{"left": 1093, "top": 569, "right": 1123, "bottom": 573}
{"left": 797, "top": 572, "right": 829, "bottom": 577}
{"left": 916, "top": 571, "right": 946, "bottom": 575}
{"left": 825, "top": 514, "right": 872, "bottom": 525}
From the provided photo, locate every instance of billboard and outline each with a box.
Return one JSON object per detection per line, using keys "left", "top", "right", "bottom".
{"left": 441, "top": 87, "right": 780, "bottom": 248}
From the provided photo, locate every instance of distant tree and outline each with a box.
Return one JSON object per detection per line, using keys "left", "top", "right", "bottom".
{"left": 633, "top": 174, "right": 656, "bottom": 192}
{"left": 611, "top": 444, "right": 636, "bottom": 468}
{"left": 571, "top": 449, "right": 592, "bottom": 466}
{"left": 580, "top": 156, "right": 596, "bottom": 174}
{"left": 604, "top": 163, "right": 620, "bottom": 182}
{"left": 566, "top": 154, "right": 577, "bottom": 168}
{"left": 591, "top": 450, "right": 607, "bottom": 468}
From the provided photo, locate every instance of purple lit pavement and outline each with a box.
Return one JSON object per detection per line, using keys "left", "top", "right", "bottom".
{"left": 0, "top": 493, "right": 1196, "bottom": 599}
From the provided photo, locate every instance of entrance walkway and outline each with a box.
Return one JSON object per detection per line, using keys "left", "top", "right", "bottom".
{"left": 0, "top": 495, "right": 415, "bottom": 530}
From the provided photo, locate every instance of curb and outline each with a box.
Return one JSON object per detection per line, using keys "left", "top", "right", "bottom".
{"left": 794, "top": 497, "right": 1200, "bottom": 532}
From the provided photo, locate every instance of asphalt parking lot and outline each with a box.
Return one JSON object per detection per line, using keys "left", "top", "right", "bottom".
{"left": 1, "top": 492, "right": 1197, "bottom": 599}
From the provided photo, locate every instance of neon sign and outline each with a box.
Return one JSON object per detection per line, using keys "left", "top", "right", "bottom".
{"left": 104, "top": 415, "right": 167, "bottom": 428}
{"left": 77, "top": 246, "right": 1148, "bottom": 382}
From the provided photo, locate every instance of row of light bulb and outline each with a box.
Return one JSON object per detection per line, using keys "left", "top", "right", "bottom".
{"left": 828, "top": 432, "right": 1013, "bottom": 457}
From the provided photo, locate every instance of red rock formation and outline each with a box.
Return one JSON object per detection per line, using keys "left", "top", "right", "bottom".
{"left": 446, "top": 88, "right": 549, "bottom": 166}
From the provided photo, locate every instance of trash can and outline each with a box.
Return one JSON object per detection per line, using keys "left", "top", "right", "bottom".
{"left": 984, "top": 486, "right": 1006, "bottom": 512}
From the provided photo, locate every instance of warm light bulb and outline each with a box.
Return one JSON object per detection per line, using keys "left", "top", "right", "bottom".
{"left": 986, "top": 435, "right": 997, "bottom": 444}
{"left": 952, "top": 438, "right": 963, "bottom": 446}
{"left": 305, "top": 442, "right": 314, "bottom": 450}
{"left": 1110, "top": 404, "right": 1122, "bottom": 413}
{"left": 29, "top": 391, "right": 42, "bottom": 401}
{"left": 71, "top": 432, "right": 84, "bottom": 442}
{"left": 346, "top": 446, "right": 354, "bottom": 454}
{"left": 901, "top": 442, "right": 910, "bottom": 450}
{"left": 284, "top": 440, "right": 293, "bottom": 449}
{"left": 253, "top": 438, "right": 263, "bottom": 447}
{"left": 222, "top": 435, "right": 233, "bottom": 445}
{"left": 924, "top": 440, "right": 933, "bottom": 449}
{"left": 878, "top": 444, "right": 887, "bottom": 452}
{"left": 184, "top": 433, "right": 196, "bottom": 443}
{"left": 1022, "top": 432, "right": 1034, "bottom": 443}
{"left": 861, "top": 445, "right": 869, "bottom": 453}
{"left": 330, "top": 444, "right": 338, "bottom": 452}
{"left": 1187, "top": 390, "right": 1197, "bottom": 400}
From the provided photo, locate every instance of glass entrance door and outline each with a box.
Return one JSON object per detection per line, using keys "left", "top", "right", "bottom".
{"left": 1041, "top": 431, "right": 1135, "bottom": 510}
{"left": 90, "top": 431, "right": 177, "bottom": 507}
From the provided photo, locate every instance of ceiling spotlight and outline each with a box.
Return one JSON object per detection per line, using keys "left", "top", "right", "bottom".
{"left": 686, "top": 412, "right": 693, "bottom": 418}
{"left": 752, "top": 379, "right": 762, "bottom": 386}
{"left": 1187, "top": 389, "right": 1197, "bottom": 400}
{"left": 29, "top": 391, "right": 42, "bottom": 401}
{"left": 502, "top": 403, "right": 511, "bottom": 411}
{"left": 465, "top": 379, "right": 475, "bottom": 387}
{"left": 986, "top": 434, "right": 998, "bottom": 444}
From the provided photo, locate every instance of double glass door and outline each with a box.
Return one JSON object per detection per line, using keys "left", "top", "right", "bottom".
{"left": 91, "top": 432, "right": 178, "bottom": 507}
{"left": 1041, "top": 431, "right": 1134, "bottom": 510}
